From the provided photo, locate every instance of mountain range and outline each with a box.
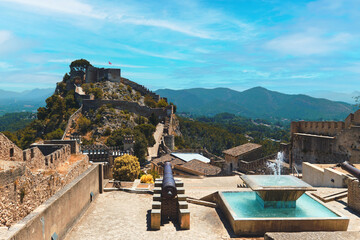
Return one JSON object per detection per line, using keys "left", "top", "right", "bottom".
{"left": 156, "top": 87, "right": 357, "bottom": 121}
{"left": 0, "top": 88, "right": 54, "bottom": 115}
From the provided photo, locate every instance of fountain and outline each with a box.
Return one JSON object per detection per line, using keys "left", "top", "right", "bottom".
{"left": 216, "top": 174, "right": 349, "bottom": 236}
{"left": 267, "top": 151, "right": 285, "bottom": 175}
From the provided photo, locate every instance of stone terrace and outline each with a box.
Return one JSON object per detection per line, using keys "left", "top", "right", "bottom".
{"left": 65, "top": 176, "right": 360, "bottom": 239}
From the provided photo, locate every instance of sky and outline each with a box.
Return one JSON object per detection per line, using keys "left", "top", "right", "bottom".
{"left": 0, "top": 0, "right": 360, "bottom": 96}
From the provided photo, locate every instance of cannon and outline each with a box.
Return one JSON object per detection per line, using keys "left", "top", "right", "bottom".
{"left": 162, "top": 162, "right": 177, "bottom": 199}
{"left": 337, "top": 161, "right": 360, "bottom": 181}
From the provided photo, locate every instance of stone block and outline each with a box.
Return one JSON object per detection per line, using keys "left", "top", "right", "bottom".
{"left": 178, "top": 201, "right": 188, "bottom": 209}
{"left": 153, "top": 194, "right": 161, "bottom": 201}
{"left": 175, "top": 181, "right": 184, "bottom": 187}
{"left": 154, "top": 181, "right": 162, "bottom": 188}
{"left": 152, "top": 201, "right": 161, "bottom": 209}
{"left": 176, "top": 187, "right": 185, "bottom": 194}
{"left": 178, "top": 209, "right": 190, "bottom": 230}
{"left": 177, "top": 194, "right": 187, "bottom": 201}
{"left": 153, "top": 187, "right": 161, "bottom": 194}
{"left": 151, "top": 209, "right": 161, "bottom": 230}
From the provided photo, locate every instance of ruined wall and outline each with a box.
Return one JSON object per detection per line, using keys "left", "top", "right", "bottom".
{"left": 2, "top": 163, "right": 97, "bottom": 240}
{"left": 44, "top": 140, "right": 80, "bottom": 154}
{"left": 82, "top": 99, "right": 170, "bottom": 119}
{"left": 291, "top": 121, "right": 345, "bottom": 136}
{"left": 348, "top": 179, "right": 360, "bottom": 213}
{"left": 22, "top": 147, "right": 46, "bottom": 169}
{"left": 0, "top": 154, "right": 89, "bottom": 227}
{"left": 0, "top": 161, "right": 26, "bottom": 186}
{"left": 44, "top": 145, "right": 71, "bottom": 169}
{"left": 0, "top": 133, "right": 23, "bottom": 161}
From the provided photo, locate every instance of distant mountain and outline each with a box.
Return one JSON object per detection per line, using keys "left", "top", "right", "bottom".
{"left": 305, "top": 90, "right": 360, "bottom": 104}
{"left": 156, "top": 87, "right": 356, "bottom": 121}
{"left": 0, "top": 88, "right": 53, "bottom": 115}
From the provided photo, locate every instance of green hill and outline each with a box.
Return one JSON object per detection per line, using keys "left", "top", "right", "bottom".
{"left": 156, "top": 87, "right": 356, "bottom": 121}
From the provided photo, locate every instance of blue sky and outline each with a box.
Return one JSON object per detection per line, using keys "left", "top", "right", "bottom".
{"left": 0, "top": 0, "right": 359, "bottom": 97}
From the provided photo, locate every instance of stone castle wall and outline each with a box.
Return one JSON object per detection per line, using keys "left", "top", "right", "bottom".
{"left": 290, "top": 110, "right": 360, "bottom": 169}
{"left": 0, "top": 154, "right": 89, "bottom": 227}
{"left": 0, "top": 133, "right": 23, "bottom": 161}
{"left": 22, "top": 147, "right": 46, "bottom": 169}
{"left": 85, "top": 66, "right": 121, "bottom": 83}
{"left": 291, "top": 121, "right": 345, "bottom": 136}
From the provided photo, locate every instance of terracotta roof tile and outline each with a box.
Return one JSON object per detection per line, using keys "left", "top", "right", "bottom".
{"left": 223, "top": 143, "right": 262, "bottom": 157}
{"left": 181, "top": 159, "right": 221, "bottom": 176}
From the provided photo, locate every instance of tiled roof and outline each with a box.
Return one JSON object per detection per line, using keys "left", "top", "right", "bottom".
{"left": 151, "top": 154, "right": 185, "bottom": 166}
{"left": 223, "top": 143, "right": 262, "bottom": 157}
{"left": 181, "top": 159, "right": 221, "bottom": 176}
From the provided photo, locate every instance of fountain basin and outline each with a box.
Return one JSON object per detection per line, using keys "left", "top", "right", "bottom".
{"left": 241, "top": 175, "right": 316, "bottom": 208}
{"left": 217, "top": 191, "right": 349, "bottom": 236}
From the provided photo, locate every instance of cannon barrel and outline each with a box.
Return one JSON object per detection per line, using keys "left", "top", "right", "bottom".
{"left": 162, "top": 162, "right": 177, "bottom": 199}
{"left": 337, "top": 161, "right": 360, "bottom": 181}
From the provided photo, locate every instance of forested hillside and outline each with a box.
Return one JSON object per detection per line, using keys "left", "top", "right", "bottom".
{"left": 175, "top": 113, "right": 290, "bottom": 156}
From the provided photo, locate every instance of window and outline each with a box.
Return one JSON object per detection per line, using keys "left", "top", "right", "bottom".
{"left": 31, "top": 148, "right": 34, "bottom": 158}
{"left": 10, "top": 148, "right": 14, "bottom": 157}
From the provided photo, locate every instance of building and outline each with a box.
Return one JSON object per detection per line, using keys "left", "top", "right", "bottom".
{"left": 151, "top": 152, "right": 221, "bottom": 176}
{"left": 85, "top": 66, "right": 121, "bottom": 83}
{"left": 223, "top": 143, "right": 262, "bottom": 173}
{"left": 290, "top": 109, "right": 360, "bottom": 170}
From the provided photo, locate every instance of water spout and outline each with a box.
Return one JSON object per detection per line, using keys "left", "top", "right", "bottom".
{"left": 267, "top": 151, "right": 285, "bottom": 175}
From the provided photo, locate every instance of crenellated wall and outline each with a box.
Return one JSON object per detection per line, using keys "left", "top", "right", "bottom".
{"left": 290, "top": 110, "right": 360, "bottom": 169}
{"left": 291, "top": 121, "right": 345, "bottom": 136}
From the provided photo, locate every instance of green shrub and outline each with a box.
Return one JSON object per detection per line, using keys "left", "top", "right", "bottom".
{"left": 156, "top": 98, "right": 168, "bottom": 108}
{"left": 78, "top": 116, "right": 91, "bottom": 134}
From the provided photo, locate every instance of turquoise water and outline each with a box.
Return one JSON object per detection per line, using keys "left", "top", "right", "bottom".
{"left": 243, "top": 175, "right": 311, "bottom": 188}
{"left": 222, "top": 192, "right": 339, "bottom": 218}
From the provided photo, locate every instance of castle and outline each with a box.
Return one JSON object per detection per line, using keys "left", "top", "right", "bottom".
{"left": 290, "top": 109, "right": 360, "bottom": 170}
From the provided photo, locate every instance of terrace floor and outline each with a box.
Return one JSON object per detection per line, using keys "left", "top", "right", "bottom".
{"left": 65, "top": 176, "right": 360, "bottom": 240}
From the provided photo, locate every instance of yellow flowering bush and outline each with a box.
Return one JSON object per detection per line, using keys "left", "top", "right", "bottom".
{"left": 140, "top": 174, "right": 154, "bottom": 183}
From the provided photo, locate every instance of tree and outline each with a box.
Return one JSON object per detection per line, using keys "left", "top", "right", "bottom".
{"left": 69, "top": 59, "right": 92, "bottom": 74}
{"left": 113, "top": 154, "right": 140, "bottom": 181}
{"left": 156, "top": 98, "right": 168, "bottom": 108}
{"left": 144, "top": 95, "right": 157, "bottom": 108}
{"left": 78, "top": 116, "right": 91, "bottom": 134}
{"left": 45, "top": 128, "right": 64, "bottom": 140}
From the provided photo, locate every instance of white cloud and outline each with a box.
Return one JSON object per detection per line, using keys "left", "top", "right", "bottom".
{"left": 122, "top": 45, "right": 188, "bottom": 60}
{"left": 0, "top": 0, "right": 104, "bottom": 18}
{"left": 265, "top": 31, "right": 352, "bottom": 56}
{"left": 119, "top": 17, "right": 215, "bottom": 39}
